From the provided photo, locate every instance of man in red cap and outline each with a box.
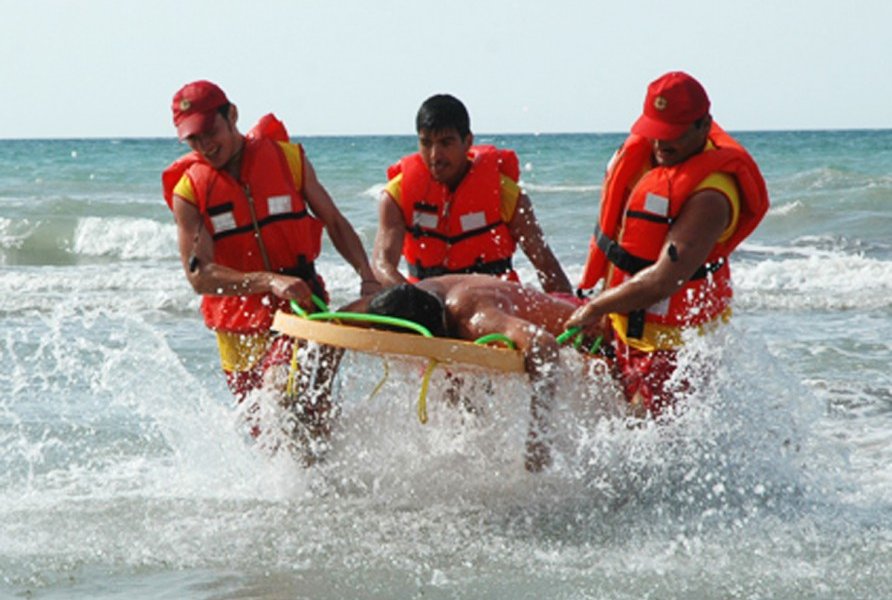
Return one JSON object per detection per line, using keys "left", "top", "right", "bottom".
{"left": 162, "top": 80, "right": 381, "bottom": 458}
{"left": 570, "top": 71, "right": 769, "bottom": 417}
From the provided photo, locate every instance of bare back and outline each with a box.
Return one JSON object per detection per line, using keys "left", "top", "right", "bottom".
{"left": 416, "top": 275, "right": 576, "bottom": 343}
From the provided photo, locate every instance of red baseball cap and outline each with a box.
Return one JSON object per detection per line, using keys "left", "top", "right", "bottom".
{"left": 171, "top": 80, "right": 229, "bottom": 140}
{"left": 631, "top": 71, "right": 710, "bottom": 140}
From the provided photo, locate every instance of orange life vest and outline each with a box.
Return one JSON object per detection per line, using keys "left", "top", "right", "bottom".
{"left": 579, "top": 122, "right": 769, "bottom": 346}
{"left": 161, "top": 115, "right": 324, "bottom": 334}
{"left": 387, "top": 145, "right": 520, "bottom": 281}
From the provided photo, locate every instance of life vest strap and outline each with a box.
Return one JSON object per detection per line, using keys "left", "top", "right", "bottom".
{"left": 625, "top": 209, "right": 670, "bottom": 224}
{"left": 594, "top": 224, "right": 727, "bottom": 280}
{"left": 408, "top": 257, "right": 514, "bottom": 280}
{"left": 409, "top": 220, "right": 504, "bottom": 245}
{"left": 594, "top": 224, "right": 652, "bottom": 275}
{"left": 212, "top": 209, "right": 312, "bottom": 242}
{"left": 627, "top": 310, "right": 647, "bottom": 340}
{"left": 280, "top": 257, "right": 327, "bottom": 300}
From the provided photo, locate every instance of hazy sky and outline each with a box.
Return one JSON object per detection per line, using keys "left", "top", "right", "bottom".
{"left": 1, "top": 0, "right": 889, "bottom": 138}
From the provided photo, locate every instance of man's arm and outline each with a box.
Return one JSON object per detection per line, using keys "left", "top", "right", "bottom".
{"left": 172, "top": 196, "right": 315, "bottom": 307}
{"left": 372, "top": 190, "right": 410, "bottom": 287}
{"left": 566, "top": 189, "right": 731, "bottom": 331}
{"left": 301, "top": 157, "right": 381, "bottom": 297}
{"left": 507, "top": 193, "right": 572, "bottom": 294}
{"left": 505, "top": 316, "right": 559, "bottom": 473}
{"left": 462, "top": 307, "right": 558, "bottom": 472}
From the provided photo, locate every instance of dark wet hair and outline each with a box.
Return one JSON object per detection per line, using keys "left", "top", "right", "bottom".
{"left": 415, "top": 94, "right": 471, "bottom": 139}
{"left": 367, "top": 284, "right": 448, "bottom": 337}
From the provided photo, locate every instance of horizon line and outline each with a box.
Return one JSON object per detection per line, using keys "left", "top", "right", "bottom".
{"left": 2, "top": 126, "right": 891, "bottom": 142}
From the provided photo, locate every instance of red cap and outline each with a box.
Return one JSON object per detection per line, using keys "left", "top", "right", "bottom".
{"left": 631, "top": 71, "right": 710, "bottom": 140}
{"left": 171, "top": 80, "right": 229, "bottom": 140}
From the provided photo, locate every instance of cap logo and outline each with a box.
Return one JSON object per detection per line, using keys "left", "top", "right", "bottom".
{"left": 179, "top": 99, "right": 192, "bottom": 111}
{"left": 654, "top": 96, "right": 668, "bottom": 111}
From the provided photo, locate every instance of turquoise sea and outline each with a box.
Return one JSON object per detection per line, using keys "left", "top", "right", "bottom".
{"left": 1, "top": 130, "right": 891, "bottom": 599}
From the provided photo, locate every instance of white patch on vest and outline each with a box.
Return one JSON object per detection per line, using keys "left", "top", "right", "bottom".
{"left": 648, "top": 296, "right": 671, "bottom": 317}
{"left": 459, "top": 211, "right": 487, "bottom": 232}
{"left": 267, "top": 195, "right": 291, "bottom": 215}
{"left": 643, "top": 193, "right": 669, "bottom": 216}
{"left": 413, "top": 211, "right": 439, "bottom": 230}
{"left": 210, "top": 211, "right": 237, "bottom": 233}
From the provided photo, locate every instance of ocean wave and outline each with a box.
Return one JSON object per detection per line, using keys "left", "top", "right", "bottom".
{"left": 361, "top": 183, "right": 386, "bottom": 199}
{"left": 766, "top": 200, "right": 803, "bottom": 216}
{"left": 739, "top": 235, "right": 890, "bottom": 261}
{"left": 0, "top": 217, "right": 31, "bottom": 250}
{"left": 521, "top": 182, "right": 601, "bottom": 194}
{"left": 768, "top": 169, "right": 892, "bottom": 214}
{"left": 73, "top": 217, "right": 178, "bottom": 260}
{"left": 0, "top": 265, "right": 197, "bottom": 315}
{"left": 774, "top": 167, "right": 891, "bottom": 192}
{"left": 734, "top": 252, "right": 892, "bottom": 310}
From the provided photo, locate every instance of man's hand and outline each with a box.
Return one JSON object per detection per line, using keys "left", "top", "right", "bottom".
{"left": 565, "top": 301, "right": 609, "bottom": 335}
{"left": 360, "top": 278, "right": 383, "bottom": 297}
{"left": 268, "top": 274, "right": 313, "bottom": 308}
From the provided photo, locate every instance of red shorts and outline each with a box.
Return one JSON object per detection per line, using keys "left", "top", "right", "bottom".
{"left": 611, "top": 337, "right": 687, "bottom": 417}
{"left": 224, "top": 335, "right": 338, "bottom": 442}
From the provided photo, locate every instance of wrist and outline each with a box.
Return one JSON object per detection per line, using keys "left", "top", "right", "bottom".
{"left": 254, "top": 272, "right": 274, "bottom": 294}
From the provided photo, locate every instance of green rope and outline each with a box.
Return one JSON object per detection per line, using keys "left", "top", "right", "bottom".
{"left": 311, "top": 295, "right": 329, "bottom": 313}
{"left": 587, "top": 336, "right": 603, "bottom": 354}
{"left": 473, "top": 333, "right": 517, "bottom": 350}
{"left": 556, "top": 326, "right": 603, "bottom": 355}
{"left": 307, "top": 312, "right": 434, "bottom": 338}
{"left": 556, "top": 326, "right": 581, "bottom": 345}
{"left": 289, "top": 295, "right": 434, "bottom": 338}
{"left": 290, "top": 298, "right": 308, "bottom": 318}
{"left": 289, "top": 294, "right": 329, "bottom": 318}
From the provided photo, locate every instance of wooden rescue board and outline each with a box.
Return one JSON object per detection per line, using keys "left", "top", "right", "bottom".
{"left": 272, "top": 311, "right": 525, "bottom": 373}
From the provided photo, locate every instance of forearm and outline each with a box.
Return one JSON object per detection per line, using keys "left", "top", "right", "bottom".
{"left": 188, "top": 261, "right": 274, "bottom": 296}
{"left": 567, "top": 263, "right": 681, "bottom": 328}
{"left": 530, "top": 247, "right": 572, "bottom": 294}
{"left": 372, "top": 192, "right": 410, "bottom": 287}
{"left": 173, "top": 197, "right": 312, "bottom": 303}
{"left": 372, "top": 254, "right": 409, "bottom": 287}
{"left": 511, "top": 194, "right": 572, "bottom": 294}
{"left": 520, "top": 327, "right": 558, "bottom": 472}
{"left": 326, "top": 217, "right": 377, "bottom": 283}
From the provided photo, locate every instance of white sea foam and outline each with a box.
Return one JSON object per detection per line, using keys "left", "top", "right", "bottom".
{"left": 767, "top": 200, "right": 804, "bottom": 216}
{"left": 734, "top": 252, "right": 892, "bottom": 310}
{"left": 361, "top": 182, "right": 386, "bottom": 199}
{"left": 777, "top": 166, "right": 866, "bottom": 192}
{"left": 0, "top": 265, "right": 196, "bottom": 314}
{"left": 73, "top": 217, "right": 178, "bottom": 260}
{"left": 0, "top": 217, "right": 29, "bottom": 250}
{"left": 0, "top": 311, "right": 831, "bottom": 590}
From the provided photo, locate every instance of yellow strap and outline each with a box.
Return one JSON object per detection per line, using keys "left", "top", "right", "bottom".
{"left": 417, "top": 359, "right": 438, "bottom": 424}
{"left": 368, "top": 358, "right": 390, "bottom": 401}
{"left": 285, "top": 341, "right": 301, "bottom": 399}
